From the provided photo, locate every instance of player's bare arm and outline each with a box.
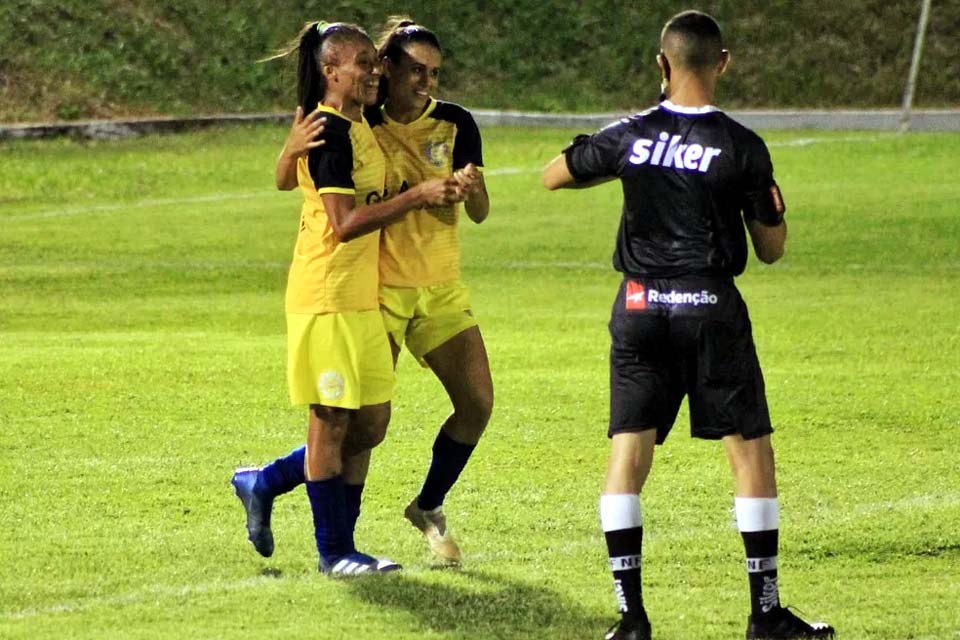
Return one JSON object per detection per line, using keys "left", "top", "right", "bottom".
{"left": 454, "top": 163, "right": 489, "bottom": 223}
{"left": 746, "top": 218, "right": 787, "bottom": 264}
{"left": 275, "top": 106, "right": 327, "bottom": 191}
{"left": 323, "top": 177, "right": 465, "bottom": 242}
{"left": 541, "top": 154, "right": 615, "bottom": 190}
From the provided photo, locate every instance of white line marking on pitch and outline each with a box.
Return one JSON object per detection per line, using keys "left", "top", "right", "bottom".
{"left": 769, "top": 134, "right": 890, "bottom": 147}
{"left": 3, "top": 576, "right": 288, "bottom": 621}
{"left": 4, "top": 135, "right": 890, "bottom": 223}
{"left": 6, "top": 191, "right": 279, "bottom": 222}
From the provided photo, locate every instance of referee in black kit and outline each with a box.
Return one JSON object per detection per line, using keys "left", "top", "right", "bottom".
{"left": 542, "top": 10, "right": 834, "bottom": 640}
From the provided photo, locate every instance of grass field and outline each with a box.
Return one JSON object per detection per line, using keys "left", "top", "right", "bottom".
{"left": 1, "top": 124, "right": 959, "bottom": 640}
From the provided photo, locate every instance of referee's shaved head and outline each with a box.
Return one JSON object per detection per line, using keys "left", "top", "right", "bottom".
{"left": 660, "top": 10, "right": 724, "bottom": 71}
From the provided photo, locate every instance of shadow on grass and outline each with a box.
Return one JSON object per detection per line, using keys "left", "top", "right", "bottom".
{"left": 345, "top": 568, "right": 610, "bottom": 639}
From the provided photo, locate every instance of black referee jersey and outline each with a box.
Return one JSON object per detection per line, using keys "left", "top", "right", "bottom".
{"left": 564, "top": 100, "right": 784, "bottom": 279}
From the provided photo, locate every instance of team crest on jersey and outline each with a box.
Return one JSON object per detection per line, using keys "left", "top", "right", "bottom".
{"left": 424, "top": 141, "right": 449, "bottom": 167}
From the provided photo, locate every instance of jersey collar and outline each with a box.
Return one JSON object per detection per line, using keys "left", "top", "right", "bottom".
{"left": 660, "top": 100, "right": 720, "bottom": 115}
{"left": 380, "top": 97, "right": 437, "bottom": 125}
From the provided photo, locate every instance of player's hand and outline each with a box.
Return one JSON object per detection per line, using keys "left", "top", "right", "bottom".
{"left": 283, "top": 106, "right": 326, "bottom": 158}
{"left": 452, "top": 162, "right": 484, "bottom": 194}
{"left": 417, "top": 176, "right": 466, "bottom": 207}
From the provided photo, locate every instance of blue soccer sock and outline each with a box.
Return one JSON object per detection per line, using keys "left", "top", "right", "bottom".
{"left": 253, "top": 446, "right": 305, "bottom": 498}
{"left": 305, "top": 476, "right": 354, "bottom": 564}
{"left": 345, "top": 483, "right": 365, "bottom": 535}
{"left": 416, "top": 428, "right": 476, "bottom": 511}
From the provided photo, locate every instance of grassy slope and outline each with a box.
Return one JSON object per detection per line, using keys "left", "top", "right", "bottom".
{"left": 0, "top": 126, "right": 959, "bottom": 639}
{"left": 1, "top": 0, "right": 959, "bottom": 122}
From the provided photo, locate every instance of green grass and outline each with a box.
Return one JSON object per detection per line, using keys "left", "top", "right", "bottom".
{"left": 1, "top": 125, "right": 959, "bottom": 639}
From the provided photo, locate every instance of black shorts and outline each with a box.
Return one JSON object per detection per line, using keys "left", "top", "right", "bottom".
{"left": 608, "top": 276, "right": 772, "bottom": 442}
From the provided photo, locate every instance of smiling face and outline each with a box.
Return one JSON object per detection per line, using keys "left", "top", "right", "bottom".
{"left": 322, "top": 37, "right": 382, "bottom": 115}
{"left": 384, "top": 41, "right": 442, "bottom": 113}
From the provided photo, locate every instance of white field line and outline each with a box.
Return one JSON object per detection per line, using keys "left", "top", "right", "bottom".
{"left": 4, "top": 133, "right": 890, "bottom": 224}
{"left": 5, "top": 490, "right": 957, "bottom": 622}
{"left": 3, "top": 575, "right": 285, "bottom": 621}
{"left": 768, "top": 134, "right": 891, "bottom": 147}
{"left": 6, "top": 191, "right": 278, "bottom": 222}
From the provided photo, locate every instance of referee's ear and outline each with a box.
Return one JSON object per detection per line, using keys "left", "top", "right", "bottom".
{"left": 717, "top": 49, "right": 731, "bottom": 76}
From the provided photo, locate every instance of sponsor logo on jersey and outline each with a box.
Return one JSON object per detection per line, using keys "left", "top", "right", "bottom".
{"left": 424, "top": 141, "right": 450, "bottom": 167}
{"left": 365, "top": 188, "right": 389, "bottom": 204}
{"left": 628, "top": 131, "right": 722, "bottom": 173}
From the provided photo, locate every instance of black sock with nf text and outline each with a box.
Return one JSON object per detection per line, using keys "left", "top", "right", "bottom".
{"left": 600, "top": 493, "right": 647, "bottom": 628}
{"left": 604, "top": 526, "right": 646, "bottom": 625}
{"left": 742, "top": 529, "right": 780, "bottom": 617}
{"left": 735, "top": 497, "right": 782, "bottom": 618}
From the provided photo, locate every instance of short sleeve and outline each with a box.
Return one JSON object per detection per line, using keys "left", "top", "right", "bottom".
{"left": 307, "top": 117, "right": 355, "bottom": 194}
{"left": 740, "top": 137, "right": 785, "bottom": 226}
{"left": 451, "top": 109, "right": 483, "bottom": 169}
{"left": 564, "top": 120, "right": 627, "bottom": 183}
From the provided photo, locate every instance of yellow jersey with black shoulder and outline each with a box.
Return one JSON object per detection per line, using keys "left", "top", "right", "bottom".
{"left": 367, "top": 99, "right": 484, "bottom": 287}
{"left": 285, "top": 106, "right": 387, "bottom": 314}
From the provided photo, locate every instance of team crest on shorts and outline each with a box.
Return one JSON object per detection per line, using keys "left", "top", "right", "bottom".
{"left": 424, "top": 141, "right": 449, "bottom": 167}
{"left": 317, "top": 370, "right": 345, "bottom": 400}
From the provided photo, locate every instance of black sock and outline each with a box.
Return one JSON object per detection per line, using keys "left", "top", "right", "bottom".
{"left": 605, "top": 527, "right": 646, "bottom": 625}
{"left": 742, "top": 529, "right": 780, "bottom": 616}
{"left": 416, "top": 428, "right": 475, "bottom": 511}
{"left": 601, "top": 493, "right": 646, "bottom": 627}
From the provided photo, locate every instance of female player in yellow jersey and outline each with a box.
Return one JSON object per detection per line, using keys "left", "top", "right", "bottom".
{"left": 241, "top": 17, "right": 492, "bottom": 565}
{"left": 231, "top": 21, "right": 466, "bottom": 575}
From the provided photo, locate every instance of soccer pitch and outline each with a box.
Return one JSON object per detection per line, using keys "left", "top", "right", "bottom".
{"left": 1, "top": 124, "right": 958, "bottom": 639}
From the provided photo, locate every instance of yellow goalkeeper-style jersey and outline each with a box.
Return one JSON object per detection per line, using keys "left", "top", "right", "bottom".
{"left": 285, "top": 106, "right": 387, "bottom": 314}
{"left": 367, "top": 99, "right": 484, "bottom": 287}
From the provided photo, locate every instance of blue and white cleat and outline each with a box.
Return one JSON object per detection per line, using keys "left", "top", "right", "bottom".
{"left": 320, "top": 552, "right": 402, "bottom": 576}
{"left": 230, "top": 467, "right": 275, "bottom": 558}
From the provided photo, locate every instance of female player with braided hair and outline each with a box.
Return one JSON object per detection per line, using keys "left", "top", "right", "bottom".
{"left": 231, "top": 20, "right": 466, "bottom": 576}
{"left": 236, "top": 16, "right": 492, "bottom": 566}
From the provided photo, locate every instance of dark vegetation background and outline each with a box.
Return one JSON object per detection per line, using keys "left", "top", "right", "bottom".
{"left": 1, "top": 0, "right": 957, "bottom": 123}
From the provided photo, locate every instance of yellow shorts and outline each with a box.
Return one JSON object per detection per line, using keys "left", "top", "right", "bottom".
{"left": 286, "top": 311, "right": 394, "bottom": 408}
{"left": 379, "top": 281, "right": 479, "bottom": 366}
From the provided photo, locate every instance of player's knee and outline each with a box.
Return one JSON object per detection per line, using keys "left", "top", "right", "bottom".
{"left": 355, "top": 406, "right": 391, "bottom": 450}
{"left": 462, "top": 385, "right": 494, "bottom": 434}
{"left": 364, "top": 419, "right": 389, "bottom": 449}
{"left": 311, "top": 405, "right": 351, "bottom": 440}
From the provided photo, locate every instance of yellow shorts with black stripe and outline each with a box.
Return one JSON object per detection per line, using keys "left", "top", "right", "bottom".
{"left": 379, "top": 281, "right": 478, "bottom": 367}
{"left": 286, "top": 311, "right": 394, "bottom": 408}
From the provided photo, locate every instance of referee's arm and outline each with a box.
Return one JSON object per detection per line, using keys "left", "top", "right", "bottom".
{"left": 542, "top": 154, "right": 614, "bottom": 190}
{"left": 746, "top": 219, "right": 786, "bottom": 264}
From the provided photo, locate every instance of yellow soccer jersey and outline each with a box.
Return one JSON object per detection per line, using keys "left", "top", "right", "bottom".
{"left": 285, "top": 106, "right": 387, "bottom": 314}
{"left": 367, "top": 99, "right": 484, "bottom": 287}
